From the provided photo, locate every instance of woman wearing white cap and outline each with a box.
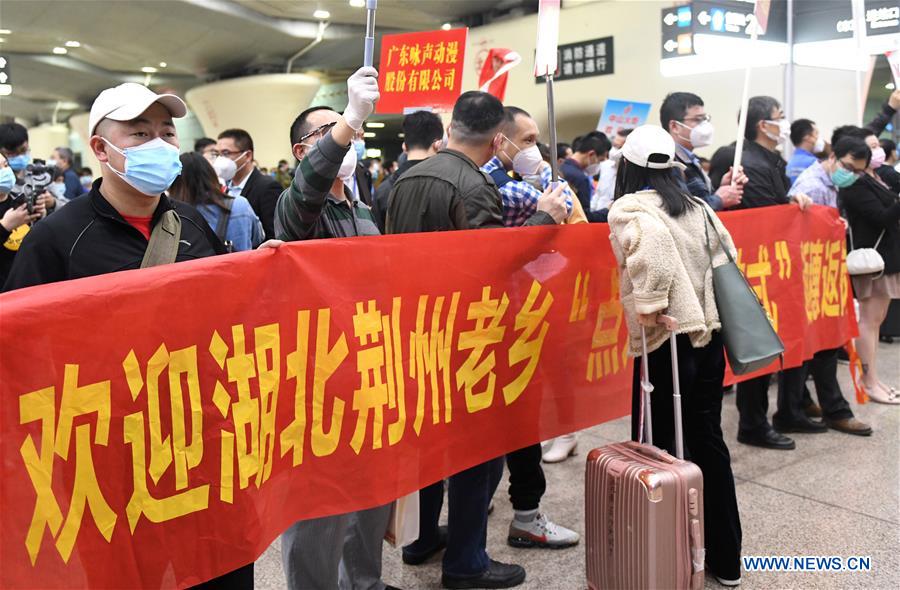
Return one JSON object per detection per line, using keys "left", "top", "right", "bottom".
{"left": 608, "top": 125, "right": 742, "bottom": 586}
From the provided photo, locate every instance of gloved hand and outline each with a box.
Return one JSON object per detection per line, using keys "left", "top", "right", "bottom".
{"left": 344, "top": 67, "right": 380, "bottom": 131}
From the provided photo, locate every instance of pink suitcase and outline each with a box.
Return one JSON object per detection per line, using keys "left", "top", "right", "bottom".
{"left": 586, "top": 330, "right": 705, "bottom": 590}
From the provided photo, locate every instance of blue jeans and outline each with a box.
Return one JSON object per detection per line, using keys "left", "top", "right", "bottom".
{"left": 404, "top": 458, "right": 505, "bottom": 577}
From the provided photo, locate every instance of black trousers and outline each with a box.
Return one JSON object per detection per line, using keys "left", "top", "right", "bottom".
{"left": 630, "top": 333, "right": 742, "bottom": 580}
{"left": 505, "top": 444, "right": 546, "bottom": 512}
{"left": 736, "top": 363, "right": 806, "bottom": 434}
{"left": 189, "top": 564, "right": 254, "bottom": 589}
{"left": 775, "top": 348, "right": 853, "bottom": 423}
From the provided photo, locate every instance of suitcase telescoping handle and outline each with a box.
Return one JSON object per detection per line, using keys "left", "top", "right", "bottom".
{"left": 638, "top": 327, "right": 685, "bottom": 460}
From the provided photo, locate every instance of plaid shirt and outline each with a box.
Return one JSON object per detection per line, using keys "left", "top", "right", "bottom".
{"left": 481, "top": 157, "right": 574, "bottom": 227}
{"left": 788, "top": 160, "right": 837, "bottom": 209}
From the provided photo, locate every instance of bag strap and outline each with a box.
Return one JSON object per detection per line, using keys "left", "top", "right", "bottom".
{"left": 873, "top": 229, "right": 886, "bottom": 250}
{"left": 214, "top": 197, "right": 233, "bottom": 242}
{"left": 697, "top": 201, "right": 735, "bottom": 265}
{"left": 140, "top": 210, "right": 182, "bottom": 268}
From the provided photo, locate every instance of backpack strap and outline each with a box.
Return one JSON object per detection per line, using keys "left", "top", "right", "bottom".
{"left": 488, "top": 167, "right": 514, "bottom": 189}
{"left": 140, "top": 210, "right": 182, "bottom": 268}
{"left": 214, "top": 197, "right": 234, "bottom": 242}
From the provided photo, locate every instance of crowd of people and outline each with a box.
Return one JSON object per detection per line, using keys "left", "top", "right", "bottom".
{"left": 0, "top": 63, "right": 898, "bottom": 590}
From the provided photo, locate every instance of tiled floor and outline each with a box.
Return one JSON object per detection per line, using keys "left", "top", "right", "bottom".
{"left": 256, "top": 341, "right": 900, "bottom": 589}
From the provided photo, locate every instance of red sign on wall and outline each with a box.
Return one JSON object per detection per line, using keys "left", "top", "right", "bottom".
{"left": 376, "top": 27, "right": 467, "bottom": 114}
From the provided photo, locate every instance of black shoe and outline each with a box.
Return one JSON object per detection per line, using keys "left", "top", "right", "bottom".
{"left": 773, "top": 417, "right": 828, "bottom": 434}
{"left": 737, "top": 428, "right": 796, "bottom": 450}
{"left": 402, "top": 525, "right": 448, "bottom": 565}
{"left": 802, "top": 403, "right": 823, "bottom": 419}
{"left": 442, "top": 560, "right": 526, "bottom": 589}
{"left": 385, "top": 586, "right": 404, "bottom": 590}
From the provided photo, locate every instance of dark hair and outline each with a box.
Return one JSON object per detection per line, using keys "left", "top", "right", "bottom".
{"left": 194, "top": 137, "right": 216, "bottom": 152}
{"left": 574, "top": 130, "right": 611, "bottom": 157}
{"left": 831, "top": 125, "right": 870, "bottom": 146}
{"left": 880, "top": 138, "right": 896, "bottom": 157}
{"left": 217, "top": 128, "right": 254, "bottom": 152}
{"left": 80, "top": 167, "right": 93, "bottom": 175}
{"left": 0, "top": 122, "right": 28, "bottom": 153}
{"left": 833, "top": 136, "right": 871, "bottom": 167}
{"left": 402, "top": 110, "right": 444, "bottom": 150}
{"left": 169, "top": 152, "right": 229, "bottom": 209}
{"left": 290, "top": 106, "right": 335, "bottom": 146}
{"left": 450, "top": 91, "right": 505, "bottom": 145}
{"left": 556, "top": 142, "right": 571, "bottom": 160}
{"left": 537, "top": 142, "right": 552, "bottom": 163}
{"left": 501, "top": 105, "right": 531, "bottom": 134}
{"left": 790, "top": 118, "right": 815, "bottom": 147}
{"left": 659, "top": 92, "right": 704, "bottom": 130}
{"left": 619, "top": 128, "right": 635, "bottom": 138}
{"left": 614, "top": 158, "right": 696, "bottom": 218}
{"left": 743, "top": 96, "right": 780, "bottom": 142}
{"left": 54, "top": 146, "right": 74, "bottom": 165}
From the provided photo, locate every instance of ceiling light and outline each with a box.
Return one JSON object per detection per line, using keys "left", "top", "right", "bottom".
{"left": 141, "top": 66, "right": 158, "bottom": 73}
{"left": 159, "top": 61, "right": 167, "bottom": 68}
{"left": 397, "top": 133, "right": 405, "bottom": 138}
{"left": 64, "top": 40, "right": 80, "bottom": 48}
{"left": 349, "top": 0, "right": 365, "bottom": 7}
{"left": 313, "top": 9, "right": 330, "bottom": 19}
{"left": 887, "top": 82, "right": 896, "bottom": 90}
{"left": 0, "top": 38, "right": 5, "bottom": 43}
{"left": 0, "top": 29, "right": 11, "bottom": 35}
{"left": 363, "top": 132, "right": 376, "bottom": 138}
{"left": 52, "top": 47, "right": 68, "bottom": 55}
{"left": 441, "top": 23, "right": 452, "bottom": 30}
{"left": 366, "top": 122, "right": 385, "bottom": 128}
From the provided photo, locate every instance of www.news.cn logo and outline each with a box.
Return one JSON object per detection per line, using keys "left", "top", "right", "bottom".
{"left": 742, "top": 556, "right": 872, "bottom": 572}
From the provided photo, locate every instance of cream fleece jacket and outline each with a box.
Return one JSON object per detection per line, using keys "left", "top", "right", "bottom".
{"left": 608, "top": 190, "right": 738, "bottom": 356}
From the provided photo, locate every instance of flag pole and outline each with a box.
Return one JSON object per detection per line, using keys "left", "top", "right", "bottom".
{"left": 732, "top": 8, "right": 760, "bottom": 186}
{"left": 535, "top": 0, "right": 562, "bottom": 184}
{"left": 364, "top": 0, "right": 378, "bottom": 68}
{"left": 546, "top": 74, "right": 559, "bottom": 183}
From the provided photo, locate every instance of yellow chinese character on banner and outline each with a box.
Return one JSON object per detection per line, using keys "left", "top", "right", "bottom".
{"left": 434, "top": 42, "right": 446, "bottom": 64}
{"left": 385, "top": 71, "right": 396, "bottom": 93}
{"left": 821, "top": 240, "right": 843, "bottom": 318}
{"left": 386, "top": 45, "right": 399, "bottom": 67}
{"left": 396, "top": 70, "right": 408, "bottom": 93}
{"left": 456, "top": 286, "right": 509, "bottom": 413}
{"left": 407, "top": 70, "right": 419, "bottom": 93}
{"left": 18, "top": 365, "right": 117, "bottom": 564}
{"left": 281, "top": 310, "right": 311, "bottom": 467}
{"left": 503, "top": 281, "right": 553, "bottom": 405}
{"left": 399, "top": 44, "right": 410, "bottom": 66}
{"left": 801, "top": 240, "right": 824, "bottom": 322}
{"left": 409, "top": 43, "right": 422, "bottom": 66}
{"left": 586, "top": 272, "right": 627, "bottom": 381}
{"left": 122, "top": 345, "right": 209, "bottom": 533}
{"left": 446, "top": 41, "right": 460, "bottom": 64}
{"left": 430, "top": 69, "right": 443, "bottom": 91}
{"left": 423, "top": 42, "right": 434, "bottom": 63}
{"left": 739, "top": 245, "right": 779, "bottom": 332}
{"left": 349, "top": 300, "right": 390, "bottom": 453}
{"left": 410, "top": 293, "right": 460, "bottom": 434}
{"left": 418, "top": 69, "right": 431, "bottom": 91}
{"left": 443, "top": 68, "right": 456, "bottom": 90}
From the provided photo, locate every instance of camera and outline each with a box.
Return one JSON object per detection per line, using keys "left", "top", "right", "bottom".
{"left": 9, "top": 159, "right": 52, "bottom": 214}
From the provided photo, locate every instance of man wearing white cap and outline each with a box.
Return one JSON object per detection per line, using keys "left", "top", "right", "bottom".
{"left": 3, "top": 82, "right": 227, "bottom": 291}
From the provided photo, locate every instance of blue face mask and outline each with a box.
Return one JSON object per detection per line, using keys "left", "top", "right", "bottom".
{"left": 353, "top": 139, "right": 366, "bottom": 161}
{"left": 0, "top": 167, "right": 16, "bottom": 194}
{"left": 103, "top": 137, "right": 182, "bottom": 196}
{"left": 831, "top": 166, "right": 858, "bottom": 189}
{"left": 7, "top": 153, "right": 31, "bottom": 172}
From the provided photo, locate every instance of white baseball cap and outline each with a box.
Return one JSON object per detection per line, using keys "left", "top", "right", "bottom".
{"left": 621, "top": 125, "right": 687, "bottom": 171}
{"left": 88, "top": 82, "right": 187, "bottom": 137}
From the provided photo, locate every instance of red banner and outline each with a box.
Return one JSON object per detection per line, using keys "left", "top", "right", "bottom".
{"left": 0, "top": 205, "right": 854, "bottom": 589}
{"left": 376, "top": 28, "right": 467, "bottom": 114}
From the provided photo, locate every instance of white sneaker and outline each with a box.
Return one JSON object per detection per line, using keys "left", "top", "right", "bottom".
{"left": 542, "top": 433, "right": 577, "bottom": 463}
{"left": 714, "top": 575, "right": 741, "bottom": 586}
{"left": 508, "top": 512, "right": 580, "bottom": 549}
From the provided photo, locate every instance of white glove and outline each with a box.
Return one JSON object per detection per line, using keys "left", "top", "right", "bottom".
{"left": 343, "top": 67, "right": 380, "bottom": 131}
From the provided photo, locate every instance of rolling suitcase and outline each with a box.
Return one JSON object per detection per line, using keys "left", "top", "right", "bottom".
{"left": 586, "top": 329, "right": 705, "bottom": 590}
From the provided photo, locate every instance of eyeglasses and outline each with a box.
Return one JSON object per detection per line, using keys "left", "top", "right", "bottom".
{"left": 299, "top": 121, "right": 337, "bottom": 143}
{"left": 218, "top": 149, "right": 245, "bottom": 158}
{"left": 837, "top": 160, "right": 865, "bottom": 175}
{"left": 682, "top": 114, "right": 712, "bottom": 124}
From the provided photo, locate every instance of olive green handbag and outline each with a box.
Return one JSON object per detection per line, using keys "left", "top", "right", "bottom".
{"left": 700, "top": 206, "right": 784, "bottom": 374}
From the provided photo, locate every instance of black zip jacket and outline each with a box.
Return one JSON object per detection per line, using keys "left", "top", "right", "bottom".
{"left": 3, "top": 179, "right": 225, "bottom": 292}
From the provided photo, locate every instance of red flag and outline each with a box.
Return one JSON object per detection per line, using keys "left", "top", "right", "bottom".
{"left": 478, "top": 48, "right": 522, "bottom": 102}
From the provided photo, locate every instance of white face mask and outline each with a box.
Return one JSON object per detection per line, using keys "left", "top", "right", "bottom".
{"left": 585, "top": 161, "right": 602, "bottom": 176}
{"left": 763, "top": 119, "right": 790, "bottom": 143}
{"left": 676, "top": 120, "right": 715, "bottom": 149}
{"left": 339, "top": 145, "right": 358, "bottom": 180}
{"left": 501, "top": 135, "right": 544, "bottom": 177}
{"left": 813, "top": 136, "right": 825, "bottom": 153}
{"left": 608, "top": 147, "right": 622, "bottom": 161}
{"left": 214, "top": 152, "right": 248, "bottom": 183}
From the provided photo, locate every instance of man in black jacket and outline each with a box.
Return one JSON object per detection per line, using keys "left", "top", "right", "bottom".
{"left": 372, "top": 110, "right": 444, "bottom": 231}
{"left": 388, "top": 91, "right": 567, "bottom": 590}
{"left": 217, "top": 129, "right": 282, "bottom": 241}
{"left": 709, "top": 96, "right": 821, "bottom": 452}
